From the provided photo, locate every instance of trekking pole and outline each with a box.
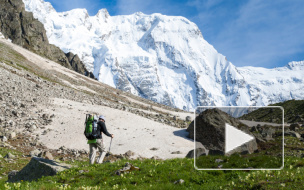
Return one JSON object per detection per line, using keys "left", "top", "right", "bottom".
{"left": 108, "top": 138, "right": 113, "bottom": 153}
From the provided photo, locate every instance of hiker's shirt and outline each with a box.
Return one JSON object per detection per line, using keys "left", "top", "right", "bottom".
{"left": 97, "top": 121, "right": 112, "bottom": 138}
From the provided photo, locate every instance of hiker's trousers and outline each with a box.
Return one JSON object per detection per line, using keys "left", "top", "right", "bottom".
{"left": 89, "top": 139, "right": 106, "bottom": 164}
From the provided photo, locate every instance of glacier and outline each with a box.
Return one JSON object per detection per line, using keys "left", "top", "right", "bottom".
{"left": 22, "top": 0, "right": 304, "bottom": 111}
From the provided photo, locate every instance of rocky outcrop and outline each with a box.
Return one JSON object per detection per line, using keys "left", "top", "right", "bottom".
{"left": 0, "top": 0, "right": 95, "bottom": 79}
{"left": 65, "top": 52, "right": 95, "bottom": 78}
{"left": 187, "top": 108, "right": 258, "bottom": 155}
{"left": 7, "top": 157, "right": 71, "bottom": 182}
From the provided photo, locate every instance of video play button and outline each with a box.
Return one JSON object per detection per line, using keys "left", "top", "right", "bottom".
{"left": 225, "top": 123, "right": 255, "bottom": 154}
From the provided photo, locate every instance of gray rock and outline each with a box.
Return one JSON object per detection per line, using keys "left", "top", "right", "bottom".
{"left": 290, "top": 123, "right": 300, "bottom": 131}
{"left": 115, "top": 162, "right": 139, "bottom": 176}
{"left": 4, "top": 152, "right": 15, "bottom": 159}
{"left": 1, "top": 136, "right": 7, "bottom": 142}
{"left": 187, "top": 108, "right": 257, "bottom": 156}
{"left": 150, "top": 156, "right": 162, "bottom": 160}
{"left": 256, "top": 137, "right": 266, "bottom": 144}
{"left": 9, "top": 132, "right": 16, "bottom": 139}
{"left": 7, "top": 157, "right": 72, "bottom": 182}
{"left": 124, "top": 150, "right": 135, "bottom": 157}
{"left": 186, "top": 116, "right": 192, "bottom": 122}
{"left": 215, "top": 159, "right": 223, "bottom": 163}
{"left": 30, "top": 149, "right": 41, "bottom": 157}
{"left": 261, "top": 126, "right": 275, "bottom": 138}
{"left": 41, "top": 151, "right": 53, "bottom": 160}
{"left": 186, "top": 148, "right": 206, "bottom": 158}
{"left": 285, "top": 131, "right": 301, "bottom": 139}
{"left": 171, "top": 151, "right": 182, "bottom": 154}
{"left": 250, "top": 126, "right": 258, "bottom": 132}
{"left": 174, "top": 179, "right": 185, "bottom": 184}
{"left": 8, "top": 170, "right": 18, "bottom": 180}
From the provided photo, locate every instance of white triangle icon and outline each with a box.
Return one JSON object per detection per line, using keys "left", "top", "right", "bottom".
{"left": 225, "top": 123, "right": 255, "bottom": 154}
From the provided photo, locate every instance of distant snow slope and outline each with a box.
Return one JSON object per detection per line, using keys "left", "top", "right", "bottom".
{"left": 22, "top": 0, "right": 304, "bottom": 110}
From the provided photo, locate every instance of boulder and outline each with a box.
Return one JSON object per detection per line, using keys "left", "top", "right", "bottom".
{"left": 30, "top": 149, "right": 41, "bottom": 157}
{"left": 285, "top": 131, "right": 301, "bottom": 139}
{"left": 42, "top": 151, "right": 54, "bottom": 160}
{"left": 290, "top": 123, "right": 300, "bottom": 131}
{"left": 261, "top": 126, "right": 275, "bottom": 138}
{"left": 186, "top": 116, "right": 192, "bottom": 122}
{"left": 124, "top": 150, "right": 135, "bottom": 158}
{"left": 186, "top": 148, "right": 206, "bottom": 158}
{"left": 7, "top": 157, "right": 72, "bottom": 182}
{"left": 187, "top": 108, "right": 257, "bottom": 156}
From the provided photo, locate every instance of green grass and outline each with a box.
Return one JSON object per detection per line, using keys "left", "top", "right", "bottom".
{"left": 240, "top": 100, "right": 304, "bottom": 123}
{"left": 0, "top": 145, "right": 304, "bottom": 190}
{"left": 195, "top": 153, "right": 283, "bottom": 169}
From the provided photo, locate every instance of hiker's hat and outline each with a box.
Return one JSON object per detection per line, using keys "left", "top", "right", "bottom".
{"left": 99, "top": 115, "right": 105, "bottom": 121}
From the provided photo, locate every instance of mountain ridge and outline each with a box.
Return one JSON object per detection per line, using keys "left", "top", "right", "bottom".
{"left": 21, "top": 0, "right": 304, "bottom": 110}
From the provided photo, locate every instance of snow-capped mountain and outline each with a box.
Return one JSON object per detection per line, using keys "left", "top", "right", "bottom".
{"left": 22, "top": 0, "right": 304, "bottom": 111}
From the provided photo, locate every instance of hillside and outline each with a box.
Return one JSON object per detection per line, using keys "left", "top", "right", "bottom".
{"left": 0, "top": 36, "right": 194, "bottom": 160}
{"left": 240, "top": 100, "right": 304, "bottom": 124}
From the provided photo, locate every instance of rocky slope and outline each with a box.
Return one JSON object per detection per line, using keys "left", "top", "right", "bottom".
{"left": 0, "top": 0, "right": 94, "bottom": 78}
{"left": 22, "top": 0, "right": 304, "bottom": 111}
{"left": 0, "top": 37, "right": 194, "bottom": 160}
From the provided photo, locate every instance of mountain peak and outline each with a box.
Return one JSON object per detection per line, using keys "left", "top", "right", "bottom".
{"left": 96, "top": 8, "right": 110, "bottom": 19}
{"left": 21, "top": 0, "right": 304, "bottom": 110}
{"left": 286, "top": 61, "right": 304, "bottom": 70}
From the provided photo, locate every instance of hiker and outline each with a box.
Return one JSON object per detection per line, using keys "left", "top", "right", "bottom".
{"left": 87, "top": 115, "right": 114, "bottom": 164}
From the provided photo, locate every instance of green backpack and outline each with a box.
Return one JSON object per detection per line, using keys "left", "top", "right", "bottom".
{"left": 84, "top": 114, "right": 98, "bottom": 140}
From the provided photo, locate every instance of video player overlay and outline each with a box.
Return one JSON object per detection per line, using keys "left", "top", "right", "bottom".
{"left": 191, "top": 106, "right": 284, "bottom": 170}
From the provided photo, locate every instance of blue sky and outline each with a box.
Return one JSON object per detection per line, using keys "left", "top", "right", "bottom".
{"left": 46, "top": 0, "right": 304, "bottom": 68}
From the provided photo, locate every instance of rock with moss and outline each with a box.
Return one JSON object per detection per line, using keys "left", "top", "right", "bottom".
{"left": 7, "top": 157, "right": 72, "bottom": 182}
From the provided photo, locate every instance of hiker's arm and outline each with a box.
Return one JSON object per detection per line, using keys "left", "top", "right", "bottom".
{"left": 101, "top": 122, "right": 112, "bottom": 137}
